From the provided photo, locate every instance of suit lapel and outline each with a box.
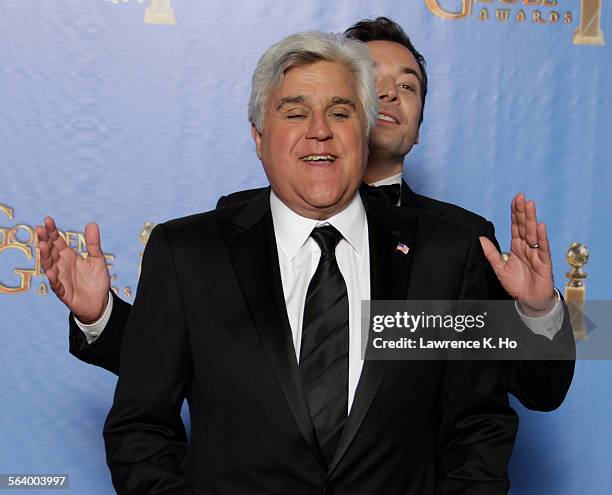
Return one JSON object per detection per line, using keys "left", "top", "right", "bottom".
{"left": 400, "top": 179, "right": 433, "bottom": 212}
{"left": 328, "top": 192, "right": 419, "bottom": 475}
{"left": 221, "top": 189, "right": 326, "bottom": 469}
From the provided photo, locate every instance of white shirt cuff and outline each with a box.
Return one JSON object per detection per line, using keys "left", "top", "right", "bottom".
{"left": 515, "top": 288, "right": 564, "bottom": 340}
{"left": 74, "top": 292, "right": 114, "bottom": 344}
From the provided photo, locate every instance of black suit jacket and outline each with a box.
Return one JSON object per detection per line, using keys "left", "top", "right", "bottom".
{"left": 103, "top": 189, "right": 518, "bottom": 494}
{"left": 70, "top": 181, "right": 574, "bottom": 411}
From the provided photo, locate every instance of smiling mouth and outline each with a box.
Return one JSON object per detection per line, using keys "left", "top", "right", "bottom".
{"left": 301, "top": 154, "right": 337, "bottom": 163}
{"left": 377, "top": 113, "right": 399, "bottom": 124}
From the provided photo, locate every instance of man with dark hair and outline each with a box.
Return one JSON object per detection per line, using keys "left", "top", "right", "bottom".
{"left": 346, "top": 16, "right": 428, "bottom": 124}
{"left": 345, "top": 17, "right": 574, "bottom": 415}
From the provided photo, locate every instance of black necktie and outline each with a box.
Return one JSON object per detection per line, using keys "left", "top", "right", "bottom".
{"left": 299, "top": 225, "right": 349, "bottom": 466}
{"left": 363, "top": 183, "right": 401, "bottom": 207}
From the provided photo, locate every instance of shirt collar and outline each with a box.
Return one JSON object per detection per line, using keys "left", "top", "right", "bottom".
{"left": 369, "top": 172, "right": 403, "bottom": 187}
{"left": 270, "top": 190, "right": 367, "bottom": 261}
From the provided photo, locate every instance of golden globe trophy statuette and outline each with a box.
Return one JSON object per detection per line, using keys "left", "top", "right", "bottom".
{"left": 573, "top": 0, "right": 605, "bottom": 46}
{"left": 565, "top": 242, "right": 589, "bottom": 340}
{"left": 144, "top": 0, "right": 176, "bottom": 26}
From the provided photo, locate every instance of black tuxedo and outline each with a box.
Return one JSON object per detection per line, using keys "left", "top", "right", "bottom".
{"left": 70, "top": 181, "right": 573, "bottom": 412}
{"left": 103, "top": 189, "right": 520, "bottom": 494}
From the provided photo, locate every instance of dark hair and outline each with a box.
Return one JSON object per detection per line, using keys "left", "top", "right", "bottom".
{"left": 344, "top": 16, "right": 427, "bottom": 123}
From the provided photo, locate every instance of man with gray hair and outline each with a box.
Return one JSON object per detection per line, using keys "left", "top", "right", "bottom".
{"left": 100, "top": 30, "right": 522, "bottom": 494}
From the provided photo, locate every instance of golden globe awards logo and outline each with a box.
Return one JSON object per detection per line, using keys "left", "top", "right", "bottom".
{"left": 104, "top": 0, "right": 176, "bottom": 26}
{"left": 144, "top": 0, "right": 176, "bottom": 25}
{"left": 425, "top": 0, "right": 605, "bottom": 46}
{"left": 0, "top": 205, "right": 131, "bottom": 298}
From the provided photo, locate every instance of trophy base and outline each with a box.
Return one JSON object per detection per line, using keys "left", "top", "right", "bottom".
{"left": 144, "top": 7, "right": 176, "bottom": 26}
{"left": 573, "top": 28, "right": 605, "bottom": 46}
{"left": 566, "top": 286, "right": 588, "bottom": 341}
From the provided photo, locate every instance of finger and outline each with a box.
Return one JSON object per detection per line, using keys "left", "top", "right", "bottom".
{"left": 536, "top": 222, "right": 551, "bottom": 264}
{"left": 479, "top": 237, "right": 506, "bottom": 274}
{"left": 46, "top": 269, "right": 64, "bottom": 298}
{"left": 45, "top": 216, "right": 68, "bottom": 252}
{"left": 511, "top": 196, "right": 519, "bottom": 241}
{"left": 510, "top": 236, "right": 528, "bottom": 264}
{"left": 44, "top": 216, "right": 58, "bottom": 239}
{"left": 45, "top": 267, "right": 58, "bottom": 288}
{"left": 51, "top": 243, "right": 60, "bottom": 264}
{"left": 524, "top": 200, "right": 539, "bottom": 249}
{"left": 35, "top": 225, "right": 49, "bottom": 243}
{"left": 38, "top": 241, "right": 55, "bottom": 272}
{"left": 54, "top": 279, "right": 65, "bottom": 299}
{"left": 514, "top": 193, "right": 526, "bottom": 240}
{"left": 84, "top": 223, "right": 104, "bottom": 259}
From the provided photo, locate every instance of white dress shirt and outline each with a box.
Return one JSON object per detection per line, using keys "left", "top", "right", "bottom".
{"left": 269, "top": 190, "right": 369, "bottom": 413}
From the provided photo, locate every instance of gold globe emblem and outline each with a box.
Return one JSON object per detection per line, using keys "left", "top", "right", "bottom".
{"left": 565, "top": 242, "right": 589, "bottom": 288}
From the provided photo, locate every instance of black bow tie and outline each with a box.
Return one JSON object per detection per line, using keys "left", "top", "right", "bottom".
{"left": 363, "top": 183, "right": 401, "bottom": 207}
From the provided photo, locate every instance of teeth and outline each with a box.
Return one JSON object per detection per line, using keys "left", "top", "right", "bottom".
{"left": 302, "top": 155, "right": 336, "bottom": 162}
{"left": 378, "top": 114, "right": 397, "bottom": 123}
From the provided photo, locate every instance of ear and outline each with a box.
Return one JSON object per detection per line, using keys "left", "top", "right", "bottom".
{"left": 251, "top": 124, "right": 263, "bottom": 160}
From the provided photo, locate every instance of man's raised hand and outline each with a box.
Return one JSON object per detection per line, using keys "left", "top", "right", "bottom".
{"left": 480, "top": 193, "right": 556, "bottom": 316}
{"left": 36, "top": 216, "right": 111, "bottom": 323}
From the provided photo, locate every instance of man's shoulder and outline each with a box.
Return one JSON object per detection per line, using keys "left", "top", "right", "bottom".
{"left": 404, "top": 184, "right": 493, "bottom": 236}
{"left": 403, "top": 204, "right": 477, "bottom": 244}
{"left": 366, "top": 191, "right": 476, "bottom": 246}
{"left": 217, "top": 187, "right": 267, "bottom": 208}
{"left": 158, "top": 189, "right": 268, "bottom": 242}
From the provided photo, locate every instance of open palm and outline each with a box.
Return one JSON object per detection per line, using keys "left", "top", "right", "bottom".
{"left": 480, "top": 194, "right": 554, "bottom": 314}
{"left": 37, "top": 216, "right": 111, "bottom": 323}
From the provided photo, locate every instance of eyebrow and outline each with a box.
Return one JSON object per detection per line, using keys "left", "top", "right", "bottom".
{"left": 399, "top": 67, "right": 423, "bottom": 85}
{"left": 275, "top": 95, "right": 356, "bottom": 111}
{"left": 331, "top": 97, "right": 356, "bottom": 109}
{"left": 276, "top": 96, "right": 306, "bottom": 111}
{"left": 373, "top": 62, "right": 423, "bottom": 85}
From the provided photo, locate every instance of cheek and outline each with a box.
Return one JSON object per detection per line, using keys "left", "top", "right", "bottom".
{"left": 344, "top": 134, "right": 368, "bottom": 177}
{"left": 272, "top": 127, "right": 302, "bottom": 155}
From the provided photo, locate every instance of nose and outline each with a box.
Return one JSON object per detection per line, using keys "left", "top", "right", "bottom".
{"left": 306, "top": 112, "right": 333, "bottom": 141}
{"left": 377, "top": 78, "right": 398, "bottom": 103}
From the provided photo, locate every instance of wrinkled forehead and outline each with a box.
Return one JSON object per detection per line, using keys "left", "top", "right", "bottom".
{"left": 270, "top": 61, "right": 358, "bottom": 104}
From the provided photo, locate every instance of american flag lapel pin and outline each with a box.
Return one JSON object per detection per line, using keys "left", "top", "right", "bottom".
{"left": 395, "top": 242, "right": 410, "bottom": 255}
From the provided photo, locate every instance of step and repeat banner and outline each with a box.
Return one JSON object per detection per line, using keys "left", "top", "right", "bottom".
{"left": 1, "top": 1, "right": 610, "bottom": 493}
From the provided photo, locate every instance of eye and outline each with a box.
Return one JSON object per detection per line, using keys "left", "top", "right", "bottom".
{"left": 330, "top": 112, "right": 349, "bottom": 120}
{"left": 398, "top": 83, "right": 416, "bottom": 93}
{"left": 286, "top": 114, "right": 306, "bottom": 120}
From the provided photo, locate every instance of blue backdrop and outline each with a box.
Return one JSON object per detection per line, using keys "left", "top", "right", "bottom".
{"left": 1, "top": 1, "right": 610, "bottom": 493}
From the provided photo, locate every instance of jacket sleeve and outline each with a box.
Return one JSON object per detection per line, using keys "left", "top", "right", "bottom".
{"left": 483, "top": 221, "right": 575, "bottom": 411}
{"left": 68, "top": 292, "right": 132, "bottom": 375}
{"left": 504, "top": 300, "right": 575, "bottom": 411}
{"left": 103, "top": 224, "right": 193, "bottom": 495}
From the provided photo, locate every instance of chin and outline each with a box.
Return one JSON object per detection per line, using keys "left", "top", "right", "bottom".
{"left": 301, "top": 189, "right": 349, "bottom": 213}
{"left": 305, "top": 192, "right": 342, "bottom": 208}
{"left": 370, "top": 132, "right": 395, "bottom": 150}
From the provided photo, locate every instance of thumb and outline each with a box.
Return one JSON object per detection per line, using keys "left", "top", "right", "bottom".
{"left": 84, "top": 223, "right": 104, "bottom": 259}
{"left": 479, "top": 236, "right": 504, "bottom": 273}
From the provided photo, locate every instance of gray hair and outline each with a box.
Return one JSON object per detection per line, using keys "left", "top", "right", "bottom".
{"left": 248, "top": 31, "right": 378, "bottom": 135}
